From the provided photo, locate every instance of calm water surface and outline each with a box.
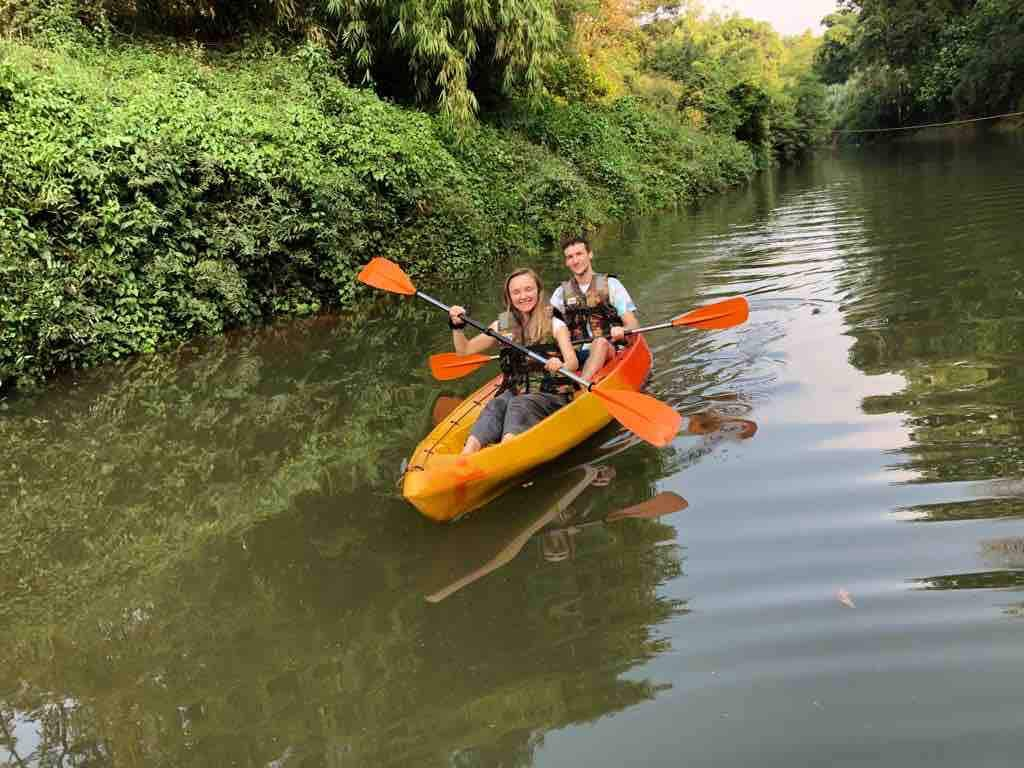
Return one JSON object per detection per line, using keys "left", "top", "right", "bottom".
{"left": 4, "top": 135, "right": 1024, "bottom": 766}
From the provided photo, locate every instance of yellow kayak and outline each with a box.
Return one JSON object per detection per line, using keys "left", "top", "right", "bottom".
{"left": 403, "top": 335, "right": 653, "bottom": 522}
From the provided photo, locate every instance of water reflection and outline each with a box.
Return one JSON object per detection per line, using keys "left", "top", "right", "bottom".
{"left": 1, "top": 478, "right": 685, "bottom": 766}
{"left": 8, "top": 136, "right": 1024, "bottom": 768}
{"left": 1, "top": 254, "right": 764, "bottom": 766}
{"left": 0, "top": 307, "right": 706, "bottom": 767}
{"left": 425, "top": 465, "right": 687, "bottom": 603}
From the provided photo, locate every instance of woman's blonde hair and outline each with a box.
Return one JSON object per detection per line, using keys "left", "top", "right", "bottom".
{"left": 503, "top": 267, "right": 553, "bottom": 345}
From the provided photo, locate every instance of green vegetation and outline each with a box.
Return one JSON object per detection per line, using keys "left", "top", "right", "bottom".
{"left": 814, "top": 0, "right": 1024, "bottom": 131}
{"left": 644, "top": 11, "right": 829, "bottom": 162}
{"left": 1, "top": 1, "right": 828, "bottom": 392}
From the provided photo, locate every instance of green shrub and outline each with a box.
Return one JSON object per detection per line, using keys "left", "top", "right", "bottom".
{"left": 502, "top": 96, "right": 754, "bottom": 216}
{"left": 0, "top": 42, "right": 477, "bottom": 387}
{"left": 0, "top": 37, "right": 754, "bottom": 391}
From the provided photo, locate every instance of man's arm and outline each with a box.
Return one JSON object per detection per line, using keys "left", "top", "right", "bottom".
{"left": 610, "top": 310, "right": 638, "bottom": 341}
{"left": 609, "top": 278, "right": 638, "bottom": 340}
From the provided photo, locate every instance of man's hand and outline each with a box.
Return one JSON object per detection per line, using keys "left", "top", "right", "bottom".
{"left": 610, "top": 326, "right": 626, "bottom": 342}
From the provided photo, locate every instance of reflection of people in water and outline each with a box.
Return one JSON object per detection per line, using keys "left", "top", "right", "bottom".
{"left": 425, "top": 465, "right": 686, "bottom": 602}
{"left": 539, "top": 467, "right": 691, "bottom": 561}
{"left": 539, "top": 406, "right": 754, "bottom": 564}
{"left": 541, "top": 466, "right": 617, "bottom": 562}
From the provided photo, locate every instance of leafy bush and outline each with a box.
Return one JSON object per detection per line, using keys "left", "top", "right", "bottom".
{"left": 503, "top": 95, "right": 754, "bottom": 215}
{"left": 0, "top": 30, "right": 756, "bottom": 391}
{"left": 0, "top": 42, "right": 481, "bottom": 387}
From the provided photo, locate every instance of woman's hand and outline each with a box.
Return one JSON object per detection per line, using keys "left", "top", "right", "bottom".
{"left": 545, "top": 357, "right": 565, "bottom": 373}
{"left": 449, "top": 306, "right": 467, "bottom": 328}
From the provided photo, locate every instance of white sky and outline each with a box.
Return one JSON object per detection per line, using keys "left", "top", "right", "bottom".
{"left": 701, "top": 0, "right": 841, "bottom": 36}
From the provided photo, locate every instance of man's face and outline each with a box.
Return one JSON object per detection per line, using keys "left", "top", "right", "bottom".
{"left": 563, "top": 242, "right": 593, "bottom": 279}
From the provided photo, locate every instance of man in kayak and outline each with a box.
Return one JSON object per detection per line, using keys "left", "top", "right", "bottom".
{"left": 550, "top": 234, "right": 640, "bottom": 380}
{"left": 449, "top": 268, "right": 578, "bottom": 454}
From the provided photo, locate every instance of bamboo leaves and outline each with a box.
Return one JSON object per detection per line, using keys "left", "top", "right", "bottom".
{"left": 324, "top": 0, "right": 560, "bottom": 127}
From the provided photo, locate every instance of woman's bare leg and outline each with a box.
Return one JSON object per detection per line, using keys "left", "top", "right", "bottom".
{"left": 461, "top": 435, "right": 483, "bottom": 454}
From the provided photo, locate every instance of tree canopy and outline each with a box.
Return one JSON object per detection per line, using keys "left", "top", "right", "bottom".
{"left": 813, "top": 0, "right": 1024, "bottom": 129}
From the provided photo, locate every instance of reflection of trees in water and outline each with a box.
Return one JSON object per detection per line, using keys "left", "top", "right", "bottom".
{"left": 836, "top": 142, "right": 1024, "bottom": 490}
{"left": 0, "top": 310, "right": 691, "bottom": 767}
{"left": 0, "top": 305, "right": 451, "bottom": 629}
{"left": 914, "top": 570, "right": 1024, "bottom": 591}
{"left": 820, "top": 156, "right": 1024, "bottom": 619}
{"left": 859, "top": 358, "right": 1024, "bottom": 484}
{"left": 894, "top": 497, "right": 1024, "bottom": 523}
{"left": 1, "top": 700, "right": 110, "bottom": 768}
{"left": 910, "top": 537, "right": 1024, "bottom": 620}
{"left": 1, "top": 473, "right": 683, "bottom": 767}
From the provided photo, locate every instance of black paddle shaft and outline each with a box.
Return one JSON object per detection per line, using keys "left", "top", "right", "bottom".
{"left": 416, "top": 290, "right": 593, "bottom": 390}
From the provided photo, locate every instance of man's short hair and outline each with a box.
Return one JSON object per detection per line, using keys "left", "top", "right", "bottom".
{"left": 560, "top": 233, "right": 591, "bottom": 253}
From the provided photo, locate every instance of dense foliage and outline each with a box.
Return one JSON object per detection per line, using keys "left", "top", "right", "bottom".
{"left": 0, "top": 1, "right": 829, "bottom": 390}
{"left": 643, "top": 12, "right": 829, "bottom": 162}
{"left": 814, "top": 0, "right": 1024, "bottom": 131}
{"left": 0, "top": 41, "right": 755, "bottom": 391}
{"left": 2, "top": 0, "right": 562, "bottom": 126}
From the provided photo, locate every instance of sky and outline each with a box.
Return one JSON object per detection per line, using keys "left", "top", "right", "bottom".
{"left": 701, "top": 0, "right": 841, "bottom": 36}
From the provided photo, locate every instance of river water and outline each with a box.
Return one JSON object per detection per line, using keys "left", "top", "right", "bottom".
{"left": 4, "top": 134, "right": 1024, "bottom": 766}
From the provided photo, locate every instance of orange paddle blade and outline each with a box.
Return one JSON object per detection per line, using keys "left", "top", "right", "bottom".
{"left": 591, "top": 388, "right": 682, "bottom": 447}
{"left": 605, "top": 491, "right": 688, "bottom": 522}
{"left": 429, "top": 353, "right": 497, "bottom": 381}
{"left": 431, "top": 395, "right": 464, "bottom": 426}
{"left": 357, "top": 257, "right": 416, "bottom": 296}
{"left": 672, "top": 296, "right": 749, "bottom": 330}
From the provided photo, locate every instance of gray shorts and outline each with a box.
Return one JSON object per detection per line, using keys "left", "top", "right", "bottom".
{"left": 470, "top": 389, "right": 571, "bottom": 447}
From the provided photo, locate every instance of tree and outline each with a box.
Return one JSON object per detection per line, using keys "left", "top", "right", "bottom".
{"left": 324, "top": 0, "right": 560, "bottom": 126}
{"left": 814, "top": 10, "right": 858, "bottom": 85}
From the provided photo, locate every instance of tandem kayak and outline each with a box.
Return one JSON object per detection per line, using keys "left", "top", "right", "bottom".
{"left": 402, "top": 334, "right": 653, "bottom": 522}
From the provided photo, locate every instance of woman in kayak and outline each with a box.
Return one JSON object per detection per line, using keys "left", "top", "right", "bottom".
{"left": 449, "top": 268, "right": 579, "bottom": 454}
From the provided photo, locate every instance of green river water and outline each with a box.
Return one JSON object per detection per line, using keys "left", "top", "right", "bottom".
{"left": 3, "top": 133, "right": 1024, "bottom": 767}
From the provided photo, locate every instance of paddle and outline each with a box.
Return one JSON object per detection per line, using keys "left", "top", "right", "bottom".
{"left": 429, "top": 352, "right": 499, "bottom": 381}
{"left": 568, "top": 295, "right": 750, "bottom": 347}
{"left": 605, "top": 295, "right": 749, "bottom": 336}
{"left": 426, "top": 295, "right": 750, "bottom": 379}
{"left": 431, "top": 394, "right": 465, "bottom": 426}
{"left": 358, "top": 257, "right": 682, "bottom": 447}
{"left": 605, "top": 491, "right": 688, "bottom": 521}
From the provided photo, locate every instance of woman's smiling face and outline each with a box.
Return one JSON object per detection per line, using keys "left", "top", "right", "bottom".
{"left": 507, "top": 273, "right": 539, "bottom": 314}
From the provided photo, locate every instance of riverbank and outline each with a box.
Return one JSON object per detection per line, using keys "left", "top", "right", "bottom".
{"left": 0, "top": 35, "right": 759, "bottom": 392}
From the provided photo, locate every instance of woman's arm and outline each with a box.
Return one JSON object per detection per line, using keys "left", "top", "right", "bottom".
{"left": 549, "top": 323, "right": 578, "bottom": 373}
{"left": 449, "top": 305, "right": 498, "bottom": 355}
